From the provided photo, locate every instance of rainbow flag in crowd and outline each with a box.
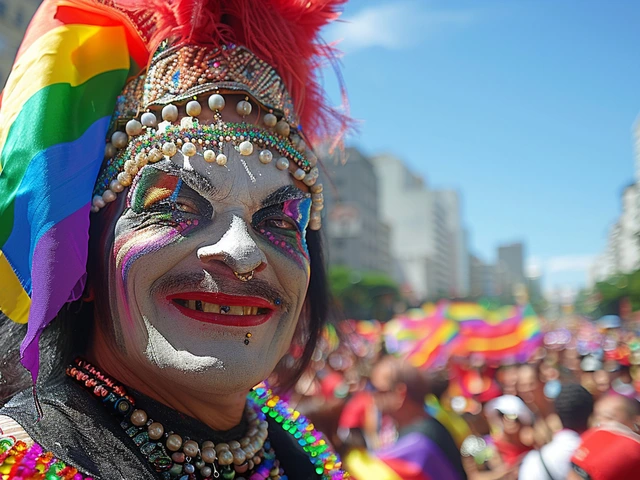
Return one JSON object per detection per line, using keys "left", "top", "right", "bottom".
{"left": 449, "top": 303, "right": 542, "bottom": 362}
{"left": 384, "top": 305, "right": 459, "bottom": 370}
{"left": 0, "top": 0, "right": 147, "bottom": 379}
{"left": 384, "top": 302, "right": 542, "bottom": 367}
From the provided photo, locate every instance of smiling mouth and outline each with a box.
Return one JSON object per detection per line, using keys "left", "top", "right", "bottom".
{"left": 173, "top": 299, "right": 270, "bottom": 316}
{"left": 167, "top": 292, "right": 276, "bottom": 327}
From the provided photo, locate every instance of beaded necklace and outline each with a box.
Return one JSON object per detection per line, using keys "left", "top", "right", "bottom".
{"left": 65, "top": 359, "right": 348, "bottom": 480}
{"left": 0, "top": 359, "right": 348, "bottom": 479}
{"left": 67, "top": 359, "right": 279, "bottom": 480}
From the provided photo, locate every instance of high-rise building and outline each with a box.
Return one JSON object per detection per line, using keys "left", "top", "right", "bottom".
{"left": 497, "top": 242, "right": 525, "bottom": 296}
{"left": 469, "top": 254, "right": 497, "bottom": 298}
{"left": 589, "top": 184, "right": 640, "bottom": 286}
{"left": 0, "top": 0, "right": 41, "bottom": 88}
{"left": 370, "top": 153, "right": 469, "bottom": 301}
{"left": 321, "top": 147, "right": 392, "bottom": 276}
{"left": 617, "top": 184, "right": 640, "bottom": 273}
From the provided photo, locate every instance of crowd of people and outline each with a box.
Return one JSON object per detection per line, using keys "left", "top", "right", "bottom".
{"left": 287, "top": 314, "right": 640, "bottom": 480}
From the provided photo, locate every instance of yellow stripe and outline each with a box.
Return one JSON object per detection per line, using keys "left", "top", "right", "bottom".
{"left": 344, "top": 449, "right": 401, "bottom": 480}
{"left": 0, "top": 23, "right": 129, "bottom": 173}
{"left": 0, "top": 250, "right": 31, "bottom": 324}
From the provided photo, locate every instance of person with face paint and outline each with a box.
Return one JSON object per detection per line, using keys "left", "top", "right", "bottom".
{"left": 0, "top": 0, "right": 350, "bottom": 478}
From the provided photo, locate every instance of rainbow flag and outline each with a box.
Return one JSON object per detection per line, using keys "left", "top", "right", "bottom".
{"left": 384, "top": 303, "right": 459, "bottom": 370}
{"left": 450, "top": 303, "right": 542, "bottom": 362}
{"left": 0, "top": 0, "right": 148, "bottom": 380}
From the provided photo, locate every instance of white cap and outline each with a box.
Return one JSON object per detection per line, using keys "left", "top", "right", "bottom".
{"left": 485, "top": 395, "right": 534, "bottom": 426}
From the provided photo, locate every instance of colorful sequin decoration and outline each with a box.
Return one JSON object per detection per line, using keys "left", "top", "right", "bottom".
{"left": 249, "top": 388, "right": 349, "bottom": 480}
{"left": 0, "top": 435, "right": 93, "bottom": 480}
{"left": 95, "top": 121, "right": 311, "bottom": 198}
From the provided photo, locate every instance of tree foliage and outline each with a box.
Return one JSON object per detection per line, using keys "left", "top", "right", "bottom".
{"left": 328, "top": 266, "right": 399, "bottom": 322}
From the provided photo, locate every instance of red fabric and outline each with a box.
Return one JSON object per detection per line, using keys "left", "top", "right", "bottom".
{"left": 117, "top": 0, "right": 350, "bottom": 143}
{"left": 493, "top": 437, "right": 532, "bottom": 467}
{"left": 571, "top": 427, "right": 640, "bottom": 480}
{"left": 320, "top": 371, "right": 343, "bottom": 399}
{"left": 338, "top": 391, "right": 374, "bottom": 430}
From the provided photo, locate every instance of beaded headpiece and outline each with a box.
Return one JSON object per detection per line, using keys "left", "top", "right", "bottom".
{"left": 0, "top": 0, "right": 347, "bottom": 381}
{"left": 93, "top": 42, "right": 325, "bottom": 229}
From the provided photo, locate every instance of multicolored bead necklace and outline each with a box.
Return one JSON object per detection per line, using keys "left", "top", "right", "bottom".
{"left": 0, "top": 436, "right": 93, "bottom": 480}
{"left": 65, "top": 359, "right": 348, "bottom": 479}
{"left": 67, "top": 358, "right": 281, "bottom": 479}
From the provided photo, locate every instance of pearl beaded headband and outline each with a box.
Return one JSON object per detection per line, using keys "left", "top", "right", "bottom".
{"left": 93, "top": 43, "right": 325, "bottom": 230}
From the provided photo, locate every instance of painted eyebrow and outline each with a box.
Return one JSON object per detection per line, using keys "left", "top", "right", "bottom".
{"left": 150, "top": 161, "right": 216, "bottom": 198}
{"left": 261, "top": 185, "right": 309, "bottom": 208}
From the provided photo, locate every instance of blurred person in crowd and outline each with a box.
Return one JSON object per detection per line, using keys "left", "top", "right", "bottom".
{"left": 593, "top": 393, "right": 640, "bottom": 432}
{"left": 460, "top": 396, "right": 533, "bottom": 480}
{"left": 425, "top": 369, "right": 472, "bottom": 448}
{"left": 568, "top": 423, "right": 640, "bottom": 480}
{"left": 517, "top": 364, "right": 552, "bottom": 418}
{"left": 516, "top": 364, "right": 554, "bottom": 445}
{"left": 347, "top": 356, "right": 467, "bottom": 480}
{"left": 336, "top": 355, "right": 387, "bottom": 452}
{"left": 579, "top": 354, "right": 603, "bottom": 395}
{"left": 519, "top": 384, "right": 593, "bottom": 480}
{"left": 496, "top": 364, "right": 519, "bottom": 396}
{"left": 484, "top": 395, "right": 534, "bottom": 468}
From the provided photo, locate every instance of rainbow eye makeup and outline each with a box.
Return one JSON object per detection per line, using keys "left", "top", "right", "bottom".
{"left": 253, "top": 186, "right": 311, "bottom": 266}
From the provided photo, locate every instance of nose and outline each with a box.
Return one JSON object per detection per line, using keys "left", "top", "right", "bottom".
{"left": 197, "top": 215, "right": 267, "bottom": 274}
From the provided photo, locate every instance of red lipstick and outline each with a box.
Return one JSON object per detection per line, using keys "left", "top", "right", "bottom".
{"left": 167, "top": 292, "right": 276, "bottom": 327}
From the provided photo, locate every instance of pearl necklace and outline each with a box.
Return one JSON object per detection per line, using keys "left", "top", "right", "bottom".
{"left": 67, "top": 359, "right": 284, "bottom": 480}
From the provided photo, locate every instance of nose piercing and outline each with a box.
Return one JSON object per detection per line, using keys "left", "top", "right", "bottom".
{"left": 234, "top": 270, "right": 255, "bottom": 282}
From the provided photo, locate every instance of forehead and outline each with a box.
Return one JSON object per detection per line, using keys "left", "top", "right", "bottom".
{"left": 152, "top": 149, "right": 299, "bottom": 206}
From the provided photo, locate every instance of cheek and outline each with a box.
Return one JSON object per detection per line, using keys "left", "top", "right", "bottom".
{"left": 113, "top": 226, "right": 182, "bottom": 284}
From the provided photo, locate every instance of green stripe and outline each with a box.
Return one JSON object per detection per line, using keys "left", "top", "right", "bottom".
{"left": 0, "top": 69, "right": 129, "bottom": 246}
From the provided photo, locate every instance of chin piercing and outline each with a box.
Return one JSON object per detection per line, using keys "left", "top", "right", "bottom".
{"left": 244, "top": 332, "right": 252, "bottom": 345}
{"left": 234, "top": 270, "right": 254, "bottom": 282}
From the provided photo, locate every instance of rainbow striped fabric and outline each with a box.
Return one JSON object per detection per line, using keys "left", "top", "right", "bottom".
{"left": 0, "top": 0, "right": 147, "bottom": 380}
{"left": 449, "top": 303, "right": 542, "bottom": 361}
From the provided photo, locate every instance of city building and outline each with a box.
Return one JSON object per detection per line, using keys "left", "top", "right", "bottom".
{"left": 617, "top": 184, "right": 640, "bottom": 273}
{"left": 589, "top": 184, "right": 640, "bottom": 286}
{"left": 370, "top": 153, "right": 469, "bottom": 301}
{"left": 321, "top": 147, "right": 393, "bottom": 276}
{"left": 497, "top": 242, "right": 526, "bottom": 297}
{"left": 469, "top": 254, "right": 497, "bottom": 298}
{"left": 0, "top": 0, "right": 41, "bottom": 88}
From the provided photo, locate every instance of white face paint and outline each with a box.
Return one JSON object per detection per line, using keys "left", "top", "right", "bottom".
{"left": 100, "top": 136, "right": 312, "bottom": 394}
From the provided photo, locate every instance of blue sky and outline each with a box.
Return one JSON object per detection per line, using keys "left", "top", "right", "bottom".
{"left": 322, "top": 0, "right": 640, "bottom": 295}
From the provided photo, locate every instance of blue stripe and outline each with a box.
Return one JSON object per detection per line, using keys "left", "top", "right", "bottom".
{"left": 2, "top": 116, "right": 111, "bottom": 294}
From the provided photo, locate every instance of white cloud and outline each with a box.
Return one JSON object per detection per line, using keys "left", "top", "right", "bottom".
{"left": 544, "top": 255, "right": 597, "bottom": 274}
{"left": 325, "top": 1, "right": 476, "bottom": 53}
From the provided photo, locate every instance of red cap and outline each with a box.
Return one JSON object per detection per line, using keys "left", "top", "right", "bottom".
{"left": 571, "top": 425, "right": 640, "bottom": 480}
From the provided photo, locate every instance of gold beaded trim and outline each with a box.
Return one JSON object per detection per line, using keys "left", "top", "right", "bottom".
{"left": 112, "top": 44, "right": 298, "bottom": 128}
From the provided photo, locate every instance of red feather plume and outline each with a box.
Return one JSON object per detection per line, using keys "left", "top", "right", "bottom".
{"left": 115, "top": 0, "right": 350, "bottom": 145}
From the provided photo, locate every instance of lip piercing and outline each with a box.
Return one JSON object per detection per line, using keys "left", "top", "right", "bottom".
{"left": 274, "top": 298, "right": 281, "bottom": 306}
{"left": 244, "top": 332, "right": 252, "bottom": 345}
{"left": 234, "top": 270, "right": 255, "bottom": 282}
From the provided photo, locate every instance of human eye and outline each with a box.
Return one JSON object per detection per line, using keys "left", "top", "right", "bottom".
{"left": 174, "top": 198, "right": 201, "bottom": 215}
{"left": 260, "top": 217, "right": 297, "bottom": 231}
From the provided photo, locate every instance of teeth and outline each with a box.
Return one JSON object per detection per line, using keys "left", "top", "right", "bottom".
{"left": 180, "top": 300, "right": 263, "bottom": 315}
{"left": 203, "top": 302, "right": 219, "bottom": 313}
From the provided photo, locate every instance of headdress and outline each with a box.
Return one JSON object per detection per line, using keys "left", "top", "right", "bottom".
{"left": 0, "top": 0, "right": 348, "bottom": 381}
